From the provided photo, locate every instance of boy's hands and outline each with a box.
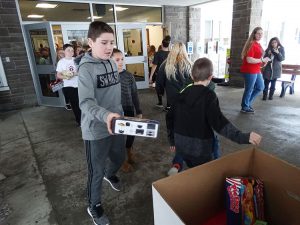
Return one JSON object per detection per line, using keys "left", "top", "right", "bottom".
{"left": 106, "top": 112, "right": 121, "bottom": 135}
{"left": 249, "top": 132, "right": 262, "bottom": 146}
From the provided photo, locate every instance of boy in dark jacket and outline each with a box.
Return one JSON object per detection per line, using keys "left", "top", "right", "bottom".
{"left": 166, "top": 57, "right": 262, "bottom": 168}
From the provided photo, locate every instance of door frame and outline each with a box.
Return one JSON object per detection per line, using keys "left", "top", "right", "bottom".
{"left": 23, "top": 22, "right": 65, "bottom": 106}
{"left": 116, "top": 23, "right": 149, "bottom": 89}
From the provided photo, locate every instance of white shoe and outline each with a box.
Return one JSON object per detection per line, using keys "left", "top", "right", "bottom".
{"left": 167, "top": 167, "right": 179, "bottom": 176}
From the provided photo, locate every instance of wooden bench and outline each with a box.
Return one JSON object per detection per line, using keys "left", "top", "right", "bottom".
{"left": 277, "top": 64, "right": 300, "bottom": 97}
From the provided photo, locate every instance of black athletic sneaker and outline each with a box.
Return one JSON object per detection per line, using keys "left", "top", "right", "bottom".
{"left": 103, "top": 175, "right": 121, "bottom": 191}
{"left": 87, "top": 204, "right": 109, "bottom": 225}
{"left": 65, "top": 104, "right": 72, "bottom": 111}
{"left": 240, "top": 108, "right": 255, "bottom": 114}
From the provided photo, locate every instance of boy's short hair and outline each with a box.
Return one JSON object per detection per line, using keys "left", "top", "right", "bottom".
{"left": 192, "top": 57, "right": 213, "bottom": 82}
{"left": 63, "top": 44, "right": 73, "bottom": 50}
{"left": 112, "top": 48, "right": 122, "bottom": 56}
{"left": 88, "top": 21, "right": 114, "bottom": 41}
{"left": 162, "top": 39, "right": 170, "bottom": 48}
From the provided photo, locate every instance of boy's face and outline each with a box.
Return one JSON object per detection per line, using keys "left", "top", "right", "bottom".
{"left": 64, "top": 47, "right": 74, "bottom": 58}
{"left": 112, "top": 52, "right": 124, "bottom": 72}
{"left": 88, "top": 33, "right": 114, "bottom": 60}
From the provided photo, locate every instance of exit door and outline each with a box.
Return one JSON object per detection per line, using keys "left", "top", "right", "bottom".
{"left": 117, "top": 24, "right": 149, "bottom": 89}
{"left": 24, "top": 22, "right": 65, "bottom": 107}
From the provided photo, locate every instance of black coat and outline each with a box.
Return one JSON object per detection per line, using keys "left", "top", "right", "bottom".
{"left": 156, "top": 62, "right": 192, "bottom": 106}
{"left": 263, "top": 46, "right": 285, "bottom": 80}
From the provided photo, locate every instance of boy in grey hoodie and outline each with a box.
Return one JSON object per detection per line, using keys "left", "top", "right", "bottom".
{"left": 78, "top": 21, "right": 125, "bottom": 225}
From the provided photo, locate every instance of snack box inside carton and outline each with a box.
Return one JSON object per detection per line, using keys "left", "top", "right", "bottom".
{"left": 112, "top": 117, "right": 159, "bottom": 138}
{"left": 152, "top": 148, "right": 300, "bottom": 225}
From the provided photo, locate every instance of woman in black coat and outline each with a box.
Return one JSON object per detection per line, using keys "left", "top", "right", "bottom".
{"left": 262, "top": 37, "right": 285, "bottom": 100}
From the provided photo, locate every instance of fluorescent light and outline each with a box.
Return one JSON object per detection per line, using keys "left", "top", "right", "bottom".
{"left": 87, "top": 16, "right": 103, "bottom": 19}
{"left": 27, "top": 14, "right": 44, "bottom": 18}
{"left": 36, "top": 3, "right": 57, "bottom": 9}
{"left": 109, "top": 7, "right": 128, "bottom": 12}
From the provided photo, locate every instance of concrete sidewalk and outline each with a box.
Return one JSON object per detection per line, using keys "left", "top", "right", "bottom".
{"left": 1, "top": 87, "right": 299, "bottom": 225}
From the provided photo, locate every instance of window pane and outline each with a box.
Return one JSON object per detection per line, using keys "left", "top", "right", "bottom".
{"left": 62, "top": 25, "right": 117, "bottom": 53}
{"left": 126, "top": 63, "right": 145, "bottom": 82}
{"left": 116, "top": 5, "right": 162, "bottom": 23}
{"left": 92, "top": 4, "right": 115, "bottom": 23}
{"left": 29, "top": 29, "right": 52, "bottom": 65}
{"left": 123, "top": 29, "right": 143, "bottom": 57}
{"left": 38, "top": 73, "right": 59, "bottom": 97}
{"left": 19, "top": 1, "right": 90, "bottom": 22}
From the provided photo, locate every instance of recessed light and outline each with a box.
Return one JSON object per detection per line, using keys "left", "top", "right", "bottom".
{"left": 27, "top": 14, "right": 44, "bottom": 18}
{"left": 87, "top": 16, "right": 103, "bottom": 19}
{"left": 109, "top": 7, "right": 128, "bottom": 12}
{"left": 36, "top": 3, "right": 57, "bottom": 9}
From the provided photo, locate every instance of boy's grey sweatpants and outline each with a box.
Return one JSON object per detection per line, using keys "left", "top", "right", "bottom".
{"left": 84, "top": 135, "right": 125, "bottom": 206}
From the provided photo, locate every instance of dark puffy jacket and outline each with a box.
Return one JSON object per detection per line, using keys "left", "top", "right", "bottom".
{"left": 263, "top": 46, "right": 285, "bottom": 80}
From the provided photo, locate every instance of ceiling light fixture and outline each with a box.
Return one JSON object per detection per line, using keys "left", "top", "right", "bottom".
{"left": 109, "top": 7, "right": 128, "bottom": 12}
{"left": 27, "top": 14, "right": 44, "bottom": 18}
{"left": 36, "top": 3, "right": 57, "bottom": 9}
{"left": 87, "top": 16, "right": 103, "bottom": 19}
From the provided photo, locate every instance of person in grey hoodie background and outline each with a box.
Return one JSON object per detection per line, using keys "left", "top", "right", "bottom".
{"left": 78, "top": 21, "right": 125, "bottom": 225}
{"left": 262, "top": 37, "right": 285, "bottom": 100}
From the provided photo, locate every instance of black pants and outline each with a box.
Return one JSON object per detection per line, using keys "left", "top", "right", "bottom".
{"left": 62, "top": 87, "right": 81, "bottom": 125}
{"left": 123, "top": 107, "right": 135, "bottom": 148}
{"left": 263, "top": 79, "right": 277, "bottom": 92}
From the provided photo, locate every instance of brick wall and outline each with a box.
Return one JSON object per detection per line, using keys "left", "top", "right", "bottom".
{"left": 164, "top": 6, "right": 189, "bottom": 44}
{"left": 229, "top": 0, "right": 263, "bottom": 87}
{"left": 0, "top": 0, "right": 37, "bottom": 111}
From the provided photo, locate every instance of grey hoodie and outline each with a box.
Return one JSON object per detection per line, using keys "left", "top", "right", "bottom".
{"left": 78, "top": 52, "right": 123, "bottom": 140}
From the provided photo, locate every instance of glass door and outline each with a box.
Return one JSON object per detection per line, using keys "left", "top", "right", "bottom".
{"left": 117, "top": 24, "right": 148, "bottom": 89}
{"left": 24, "top": 22, "right": 65, "bottom": 106}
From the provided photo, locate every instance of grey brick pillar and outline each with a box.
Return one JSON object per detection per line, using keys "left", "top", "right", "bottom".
{"left": 229, "top": 0, "right": 263, "bottom": 87}
{"left": 188, "top": 7, "right": 201, "bottom": 62}
{"left": 0, "top": 0, "right": 37, "bottom": 111}
{"left": 164, "top": 6, "right": 189, "bottom": 44}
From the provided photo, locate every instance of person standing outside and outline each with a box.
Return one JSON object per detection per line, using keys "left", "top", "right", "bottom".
{"left": 149, "top": 38, "right": 170, "bottom": 107}
{"left": 56, "top": 44, "right": 81, "bottom": 125}
{"left": 262, "top": 37, "right": 285, "bottom": 100}
{"left": 78, "top": 21, "right": 125, "bottom": 225}
{"left": 240, "top": 27, "right": 270, "bottom": 113}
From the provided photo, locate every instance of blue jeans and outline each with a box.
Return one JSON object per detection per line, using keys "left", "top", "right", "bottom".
{"left": 241, "top": 73, "right": 264, "bottom": 110}
{"left": 172, "top": 135, "right": 220, "bottom": 170}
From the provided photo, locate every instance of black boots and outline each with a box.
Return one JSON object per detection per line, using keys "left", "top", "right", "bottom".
{"left": 269, "top": 89, "right": 275, "bottom": 100}
{"left": 263, "top": 90, "right": 275, "bottom": 100}
{"left": 262, "top": 91, "right": 268, "bottom": 100}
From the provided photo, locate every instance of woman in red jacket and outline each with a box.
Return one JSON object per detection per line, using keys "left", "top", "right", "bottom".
{"left": 240, "top": 27, "right": 270, "bottom": 113}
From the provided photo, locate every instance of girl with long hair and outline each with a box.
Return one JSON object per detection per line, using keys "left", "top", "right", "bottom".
{"left": 240, "top": 27, "right": 270, "bottom": 113}
{"left": 156, "top": 41, "right": 193, "bottom": 110}
{"left": 262, "top": 37, "right": 285, "bottom": 100}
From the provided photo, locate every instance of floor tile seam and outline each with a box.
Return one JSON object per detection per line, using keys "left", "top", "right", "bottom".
{"left": 20, "top": 111, "right": 61, "bottom": 225}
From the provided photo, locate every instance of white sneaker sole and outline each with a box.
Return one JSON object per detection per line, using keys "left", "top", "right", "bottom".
{"left": 87, "top": 207, "right": 109, "bottom": 225}
{"left": 103, "top": 177, "right": 120, "bottom": 192}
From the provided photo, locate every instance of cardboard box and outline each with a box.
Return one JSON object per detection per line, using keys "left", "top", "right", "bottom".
{"left": 112, "top": 117, "right": 159, "bottom": 138}
{"left": 152, "top": 148, "right": 300, "bottom": 225}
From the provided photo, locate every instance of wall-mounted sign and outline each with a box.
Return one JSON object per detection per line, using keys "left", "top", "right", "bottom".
{"left": 187, "top": 41, "right": 193, "bottom": 54}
